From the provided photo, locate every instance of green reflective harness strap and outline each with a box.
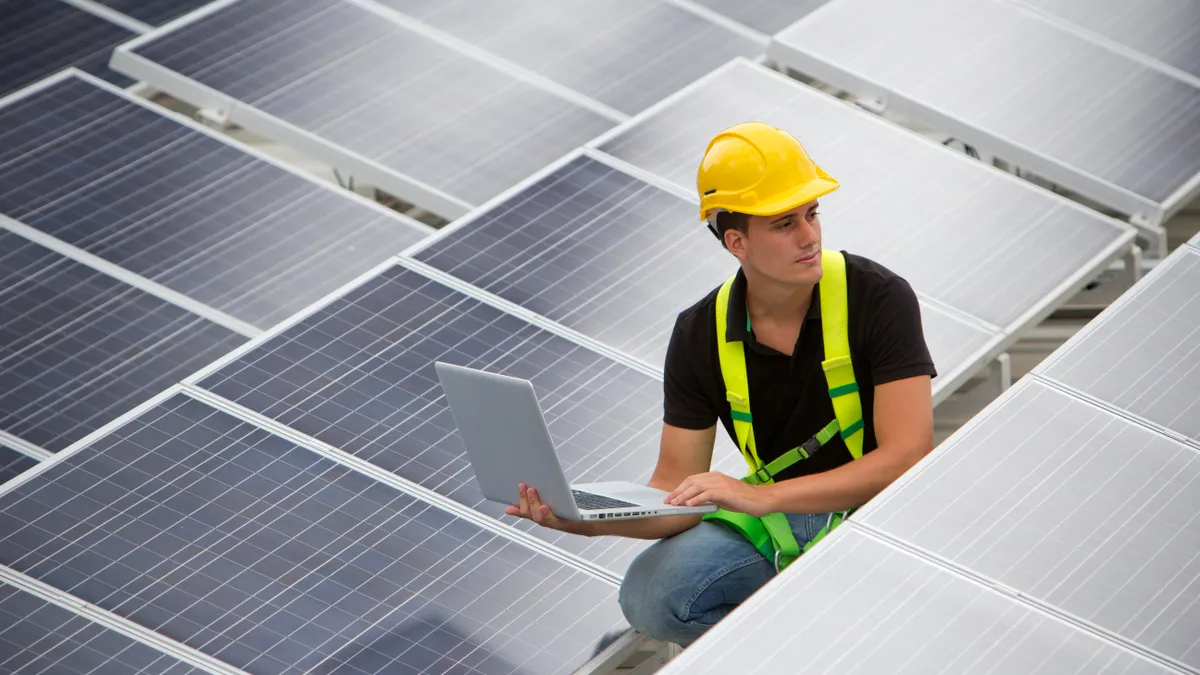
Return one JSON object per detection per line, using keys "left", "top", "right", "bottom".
{"left": 701, "top": 249, "right": 864, "bottom": 573}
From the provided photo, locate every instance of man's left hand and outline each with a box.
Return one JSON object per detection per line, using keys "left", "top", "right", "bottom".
{"left": 666, "top": 472, "right": 776, "bottom": 517}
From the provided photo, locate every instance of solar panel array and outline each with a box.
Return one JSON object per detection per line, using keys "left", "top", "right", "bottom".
{"left": 664, "top": 241, "right": 1200, "bottom": 673}
{"left": 112, "top": 0, "right": 619, "bottom": 218}
{"left": 769, "top": 0, "right": 1200, "bottom": 239}
{"left": 0, "top": 0, "right": 136, "bottom": 96}
{"left": 371, "top": 0, "right": 762, "bottom": 115}
{"left": 0, "top": 580, "right": 204, "bottom": 675}
{"left": 2, "top": 0, "right": 1191, "bottom": 673}
{"left": 1014, "top": 0, "right": 1200, "bottom": 81}
{"left": 0, "top": 72, "right": 430, "bottom": 329}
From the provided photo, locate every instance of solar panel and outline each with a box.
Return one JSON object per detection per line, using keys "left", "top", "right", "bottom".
{"left": 1038, "top": 247, "right": 1200, "bottom": 444}
{"left": 0, "top": 231, "right": 245, "bottom": 453}
{"left": 0, "top": 71, "right": 430, "bottom": 330}
{"left": 689, "top": 0, "right": 832, "bottom": 34}
{"left": 0, "top": 0, "right": 136, "bottom": 97}
{"left": 768, "top": 0, "right": 1200, "bottom": 235}
{"left": 111, "top": 0, "right": 616, "bottom": 219}
{"left": 90, "top": 0, "right": 216, "bottom": 27}
{"left": 410, "top": 152, "right": 1004, "bottom": 400}
{"left": 0, "top": 394, "right": 627, "bottom": 674}
{"left": 371, "top": 0, "right": 762, "bottom": 115}
{"left": 0, "top": 580, "right": 203, "bottom": 675}
{"left": 594, "top": 59, "right": 1136, "bottom": 333}
{"left": 1015, "top": 0, "right": 1200, "bottom": 81}
{"left": 0, "top": 445, "right": 37, "bottom": 488}
{"left": 195, "top": 262, "right": 735, "bottom": 575}
{"left": 660, "top": 527, "right": 1174, "bottom": 675}
{"left": 861, "top": 378, "right": 1200, "bottom": 668}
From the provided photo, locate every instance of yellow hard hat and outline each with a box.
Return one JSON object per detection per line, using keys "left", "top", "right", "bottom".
{"left": 697, "top": 121, "right": 838, "bottom": 230}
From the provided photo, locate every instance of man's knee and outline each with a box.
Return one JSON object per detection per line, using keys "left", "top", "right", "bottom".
{"left": 617, "top": 522, "right": 769, "bottom": 643}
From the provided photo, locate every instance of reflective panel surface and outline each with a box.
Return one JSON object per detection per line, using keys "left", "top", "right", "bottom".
{"left": 0, "top": 75, "right": 428, "bottom": 329}
{"left": 661, "top": 528, "right": 1172, "bottom": 675}
{"left": 0, "top": 232, "right": 245, "bottom": 452}
{"left": 1041, "top": 248, "right": 1200, "bottom": 443}
{"left": 0, "top": 0, "right": 134, "bottom": 96}
{"left": 0, "top": 445, "right": 36, "bottom": 488}
{"left": 772, "top": 0, "right": 1200, "bottom": 208}
{"left": 0, "top": 396, "right": 626, "bottom": 674}
{"left": 0, "top": 581, "right": 203, "bottom": 675}
{"left": 130, "top": 0, "right": 614, "bottom": 211}
{"left": 865, "top": 380, "right": 1200, "bottom": 668}
{"left": 198, "top": 264, "right": 727, "bottom": 574}
{"left": 375, "top": 0, "right": 761, "bottom": 114}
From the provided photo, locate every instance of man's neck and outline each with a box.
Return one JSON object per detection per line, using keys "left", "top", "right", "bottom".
{"left": 743, "top": 267, "right": 814, "bottom": 325}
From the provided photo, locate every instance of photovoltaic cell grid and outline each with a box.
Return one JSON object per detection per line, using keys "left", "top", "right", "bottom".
{"left": 0, "top": 580, "right": 203, "bottom": 675}
{"left": 661, "top": 527, "right": 1173, "bottom": 675}
{"left": 414, "top": 153, "right": 1001, "bottom": 388}
{"left": 199, "top": 264, "right": 738, "bottom": 575}
{"left": 863, "top": 380, "right": 1200, "bottom": 668}
{"left": 0, "top": 395, "right": 627, "bottom": 675}
{"left": 374, "top": 0, "right": 761, "bottom": 115}
{"left": 769, "top": 0, "right": 1200, "bottom": 220}
{"left": 0, "top": 445, "right": 37, "bottom": 488}
{"left": 596, "top": 59, "right": 1134, "bottom": 332}
{"left": 1017, "top": 0, "right": 1200, "bottom": 80}
{"left": 0, "top": 232, "right": 245, "bottom": 453}
{"left": 1039, "top": 248, "right": 1200, "bottom": 444}
{"left": 124, "top": 0, "right": 615, "bottom": 212}
{"left": 93, "top": 0, "right": 217, "bottom": 27}
{"left": 0, "top": 446, "right": 37, "bottom": 487}
{"left": 0, "top": 74, "right": 428, "bottom": 329}
{"left": 0, "top": 0, "right": 135, "bottom": 97}
{"left": 690, "top": 0, "right": 833, "bottom": 34}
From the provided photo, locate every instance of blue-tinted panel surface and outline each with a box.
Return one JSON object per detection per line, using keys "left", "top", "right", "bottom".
{"left": 0, "top": 396, "right": 626, "bottom": 675}
{"left": 0, "top": 445, "right": 37, "bottom": 487}
{"left": 415, "top": 155, "right": 1000, "bottom": 385}
{"left": 0, "top": 581, "right": 203, "bottom": 674}
{"left": 200, "top": 264, "right": 740, "bottom": 574}
{"left": 0, "top": 75, "right": 427, "bottom": 329}
{"left": 375, "top": 0, "right": 760, "bottom": 115}
{"left": 0, "top": 232, "right": 245, "bottom": 452}
{"left": 130, "top": 0, "right": 614, "bottom": 210}
{"left": 1041, "top": 248, "right": 1200, "bottom": 443}
{"left": 94, "top": 0, "right": 215, "bottom": 26}
{"left": 0, "top": 0, "right": 134, "bottom": 96}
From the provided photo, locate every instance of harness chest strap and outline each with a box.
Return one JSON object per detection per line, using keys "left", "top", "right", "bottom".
{"left": 701, "top": 249, "right": 864, "bottom": 571}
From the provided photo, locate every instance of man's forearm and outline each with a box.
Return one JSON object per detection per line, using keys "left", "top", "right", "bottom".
{"left": 763, "top": 443, "right": 925, "bottom": 514}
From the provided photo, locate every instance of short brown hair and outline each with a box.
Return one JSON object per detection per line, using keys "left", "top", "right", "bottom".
{"left": 715, "top": 211, "right": 750, "bottom": 248}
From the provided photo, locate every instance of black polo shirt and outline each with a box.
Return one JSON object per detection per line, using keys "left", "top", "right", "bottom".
{"left": 663, "top": 251, "right": 937, "bottom": 481}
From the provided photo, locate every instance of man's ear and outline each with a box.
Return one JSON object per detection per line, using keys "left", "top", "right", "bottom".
{"left": 723, "top": 228, "right": 747, "bottom": 258}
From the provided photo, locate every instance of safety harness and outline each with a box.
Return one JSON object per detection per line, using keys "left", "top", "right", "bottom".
{"left": 701, "top": 249, "right": 864, "bottom": 572}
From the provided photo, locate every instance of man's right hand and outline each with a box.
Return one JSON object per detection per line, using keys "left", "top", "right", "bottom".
{"left": 505, "top": 483, "right": 589, "bottom": 535}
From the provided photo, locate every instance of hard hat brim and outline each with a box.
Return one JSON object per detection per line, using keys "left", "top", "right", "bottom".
{"left": 702, "top": 176, "right": 839, "bottom": 220}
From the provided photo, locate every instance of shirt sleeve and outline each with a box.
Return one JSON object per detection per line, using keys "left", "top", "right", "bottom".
{"left": 863, "top": 276, "right": 939, "bottom": 385}
{"left": 662, "top": 315, "right": 719, "bottom": 429}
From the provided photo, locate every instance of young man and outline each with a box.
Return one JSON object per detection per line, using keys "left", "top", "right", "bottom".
{"left": 505, "top": 122, "right": 936, "bottom": 647}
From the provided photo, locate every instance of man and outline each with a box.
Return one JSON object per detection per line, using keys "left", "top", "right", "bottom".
{"left": 505, "top": 122, "right": 936, "bottom": 647}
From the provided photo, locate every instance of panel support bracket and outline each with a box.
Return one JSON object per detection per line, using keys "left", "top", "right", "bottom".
{"left": 1123, "top": 244, "right": 1143, "bottom": 290}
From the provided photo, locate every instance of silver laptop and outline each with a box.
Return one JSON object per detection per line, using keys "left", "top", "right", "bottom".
{"left": 434, "top": 362, "right": 717, "bottom": 521}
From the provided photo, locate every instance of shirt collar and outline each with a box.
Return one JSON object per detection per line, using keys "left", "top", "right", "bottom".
{"left": 725, "top": 268, "right": 821, "bottom": 344}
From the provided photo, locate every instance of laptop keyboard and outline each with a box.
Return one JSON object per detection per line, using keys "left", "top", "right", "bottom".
{"left": 572, "top": 489, "right": 638, "bottom": 510}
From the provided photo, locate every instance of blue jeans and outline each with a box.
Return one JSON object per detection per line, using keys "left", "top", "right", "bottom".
{"left": 618, "top": 513, "right": 832, "bottom": 647}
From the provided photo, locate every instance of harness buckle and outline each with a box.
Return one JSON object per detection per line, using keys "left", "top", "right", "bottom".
{"left": 774, "top": 549, "right": 783, "bottom": 574}
{"left": 753, "top": 467, "right": 772, "bottom": 484}
{"left": 801, "top": 435, "right": 821, "bottom": 458}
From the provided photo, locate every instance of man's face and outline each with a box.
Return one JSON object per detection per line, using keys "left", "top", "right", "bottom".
{"left": 727, "top": 200, "right": 824, "bottom": 286}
